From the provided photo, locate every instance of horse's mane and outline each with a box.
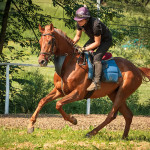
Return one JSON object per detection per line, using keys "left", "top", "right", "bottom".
{"left": 54, "top": 28, "right": 74, "bottom": 47}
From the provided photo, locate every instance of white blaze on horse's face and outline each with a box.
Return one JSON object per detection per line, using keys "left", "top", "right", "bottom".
{"left": 38, "top": 24, "right": 55, "bottom": 67}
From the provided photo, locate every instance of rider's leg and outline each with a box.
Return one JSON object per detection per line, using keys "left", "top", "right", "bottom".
{"left": 87, "top": 40, "right": 112, "bottom": 91}
{"left": 87, "top": 60, "right": 102, "bottom": 91}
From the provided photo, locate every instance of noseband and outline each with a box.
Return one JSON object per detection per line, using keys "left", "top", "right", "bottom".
{"left": 40, "top": 33, "right": 56, "bottom": 62}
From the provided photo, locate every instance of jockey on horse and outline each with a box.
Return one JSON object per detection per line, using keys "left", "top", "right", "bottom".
{"left": 73, "top": 6, "right": 113, "bottom": 91}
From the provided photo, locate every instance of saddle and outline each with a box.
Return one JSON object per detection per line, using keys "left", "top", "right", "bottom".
{"left": 83, "top": 52, "right": 122, "bottom": 82}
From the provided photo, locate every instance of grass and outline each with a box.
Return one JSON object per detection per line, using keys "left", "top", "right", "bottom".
{"left": 0, "top": 126, "right": 149, "bottom": 150}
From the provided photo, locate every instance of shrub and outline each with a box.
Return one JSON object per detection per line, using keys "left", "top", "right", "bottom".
{"left": 12, "top": 69, "right": 54, "bottom": 113}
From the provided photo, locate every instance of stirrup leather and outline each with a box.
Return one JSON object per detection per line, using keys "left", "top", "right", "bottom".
{"left": 94, "top": 81, "right": 101, "bottom": 90}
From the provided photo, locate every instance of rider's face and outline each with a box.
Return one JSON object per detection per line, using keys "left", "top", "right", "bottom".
{"left": 77, "top": 19, "right": 88, "bottom": 27}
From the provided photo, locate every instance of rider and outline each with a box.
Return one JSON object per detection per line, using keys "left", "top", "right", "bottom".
{"left": 73, "top": 6, "right": 112, "bottom": 91}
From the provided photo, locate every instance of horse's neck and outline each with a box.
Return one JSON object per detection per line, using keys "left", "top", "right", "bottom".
{"left": 54, "top": 30, "right": 74, "bottom": 56}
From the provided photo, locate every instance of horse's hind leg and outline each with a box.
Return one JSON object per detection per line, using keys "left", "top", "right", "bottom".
{"left": 86, "top": 75, "right": 140, "bottom": 138}
{"left": 27, "top": 87, "right": 63, "bottom": 133}
{"left": 119, "top": 103, "right": 133, "bottom": 139}
{"left": 108, "top": 91, "right": 133, "bottom": 138}
{"left": 86, "top": 86, "right": 129, "bottom": 138}
{"left": 109, "top": 91, "right": 133, "bottom": 138}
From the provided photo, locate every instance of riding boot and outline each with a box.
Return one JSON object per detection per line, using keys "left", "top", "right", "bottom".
{"left": 87, "top": 61, "right": 102, "bottom": 91}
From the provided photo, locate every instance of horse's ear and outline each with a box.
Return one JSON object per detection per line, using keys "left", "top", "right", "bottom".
{"left": 39, "top": 24, "right": 44, "bottom": 33}
{"left": 50, "top": 23, "right": 54, "bottom": 32}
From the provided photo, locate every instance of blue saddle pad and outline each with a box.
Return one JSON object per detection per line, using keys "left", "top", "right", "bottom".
{"left": 84, "top": 52, "right": 122, "bottom": 82}
{"left": 101, "top": 59, "right": 122, "bottom": 82}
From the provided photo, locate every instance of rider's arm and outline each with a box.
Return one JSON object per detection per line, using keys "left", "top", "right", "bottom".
{"left": 85, "top": 35, "right": 101, "bottom": 51}
{"left": 73, "top": 30, "right": 82, "bottom": 45}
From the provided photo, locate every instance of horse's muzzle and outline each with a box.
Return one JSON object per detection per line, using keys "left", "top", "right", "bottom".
{"left": 38, "top": 59, "right": 48, "bottom": 67}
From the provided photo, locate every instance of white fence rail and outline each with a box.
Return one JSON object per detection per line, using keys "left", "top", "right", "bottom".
{"left": 0, "top": 63, "right": 90, "bottom": 115}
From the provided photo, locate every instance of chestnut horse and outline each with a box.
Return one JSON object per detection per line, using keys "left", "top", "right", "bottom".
{"left": 27, "top": 24, "right": 150, "bottom": 139}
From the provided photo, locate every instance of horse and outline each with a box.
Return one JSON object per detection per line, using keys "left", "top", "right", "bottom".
{"left": 27, "top": 23, "right": 150, "bottom": 139}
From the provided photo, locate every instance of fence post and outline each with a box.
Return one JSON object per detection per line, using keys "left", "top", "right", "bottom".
{"left": 86, "top": 98, "right": 91, "bottom": 115}
{"left": 5, "top": 64, "right": 10, "bottom": 114}
{"left": 97, "top": 0, "right": 101, "bottom": 20}
{"left": 97, "top": 0, "right": 100, "bottom": 10}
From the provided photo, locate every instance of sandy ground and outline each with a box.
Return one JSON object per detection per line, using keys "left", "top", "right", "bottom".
{"left": 0, "top": 114, "right": 149, "bottom": 131}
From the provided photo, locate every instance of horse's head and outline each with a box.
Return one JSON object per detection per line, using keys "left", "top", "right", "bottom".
{"left": 38, "top": 24, "right": 56, "bottom": 67}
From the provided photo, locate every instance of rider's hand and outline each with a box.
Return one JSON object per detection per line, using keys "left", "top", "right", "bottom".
{"left": 78, "top": 47, "right": 86, "bottom": 53}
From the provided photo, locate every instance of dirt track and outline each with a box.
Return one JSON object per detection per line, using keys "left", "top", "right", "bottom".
{"left": 0, "top": 114, "right": 149, "bottom": 131}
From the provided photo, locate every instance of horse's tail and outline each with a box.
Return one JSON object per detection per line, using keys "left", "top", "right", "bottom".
{"left": 139, "top": 67, "right": 150, "bottom": 82}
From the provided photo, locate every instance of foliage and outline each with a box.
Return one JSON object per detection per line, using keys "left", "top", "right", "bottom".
{"left": 0, "top": 127, "right": 149, "bottom": 149}
{"left": 111, "top": 0, "right": 150, "bottom": 6}
{"left": 126, "top": 90, "right": 150, "bottom": 115}
{"left": 0, "top": 0, "right": 52, "bottom": 53}
{"left": 11, "top": 69, "right": 53, "bottom": 113}
{"left": 0, "top": 55, "right": 20, "bottom": 114}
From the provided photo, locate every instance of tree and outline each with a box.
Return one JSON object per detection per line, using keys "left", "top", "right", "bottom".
{"left": 0, "top": 0, "right": 12, "bottom": 54}
{"left": 0, "top": 0, "right": 52, "bottom": 56}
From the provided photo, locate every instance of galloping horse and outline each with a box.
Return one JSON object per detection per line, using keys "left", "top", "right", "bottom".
{"left": 27, "top": 24, "right": 150, "bottom": 139}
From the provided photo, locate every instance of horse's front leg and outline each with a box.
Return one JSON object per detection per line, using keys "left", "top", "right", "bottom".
{"left": 27, "top": 87, "right": 63, "bottom": 133}
{"left": 56, "top": 89, "right": 81, "bottom": 125}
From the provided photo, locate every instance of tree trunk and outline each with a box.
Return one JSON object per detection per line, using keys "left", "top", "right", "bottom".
{"left": 145, "top": 0, "right": 150, "bottom": 5}
{"left": 0, "top": 0, "right": 12, "bottom": 54}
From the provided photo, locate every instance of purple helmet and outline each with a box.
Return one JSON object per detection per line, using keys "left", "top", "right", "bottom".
{"left": 74, "top": 7, "right": 90, "bottom": 21}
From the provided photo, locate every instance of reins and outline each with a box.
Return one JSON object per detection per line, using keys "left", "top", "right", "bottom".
{"left": 39, "top": 29, "right": 85, "bottom": 66}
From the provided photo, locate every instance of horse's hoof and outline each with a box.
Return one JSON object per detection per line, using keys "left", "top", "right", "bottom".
{"left": 85, "top": 133, "right": 92, "bottom": 138}
{"left": 27, "top": 127, "right": 34, "bottom": 134}
{"left": 73, "top": 119, "right": 77, "bottom": 125}
{"left": 70, "top": 116, "right": 77, "bottom": 125}
{"left": 71, "top": 116, "right": 77, "bottom": 125}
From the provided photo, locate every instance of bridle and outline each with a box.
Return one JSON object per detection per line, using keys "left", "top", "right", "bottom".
{"left": 39, "top": 31, "right": 79, "bottom": 65}
{"left": 40, "top": 33, "right": 56, "bottom": 62}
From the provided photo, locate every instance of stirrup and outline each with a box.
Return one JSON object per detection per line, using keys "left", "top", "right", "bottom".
{"left": 94, "top": 81, "right": 101, "bottom": 90}
{"left": 87, "top": 81, "right": 101, "bottom": 91}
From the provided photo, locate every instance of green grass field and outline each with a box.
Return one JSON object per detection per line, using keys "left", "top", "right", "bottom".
{"left": 0, "top": 127, "right": 149, "bottom": 150}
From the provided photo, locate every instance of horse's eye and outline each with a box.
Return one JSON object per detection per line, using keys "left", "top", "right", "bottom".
{"left": 48, "top": 40, "right": 51, "bottom": 45}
